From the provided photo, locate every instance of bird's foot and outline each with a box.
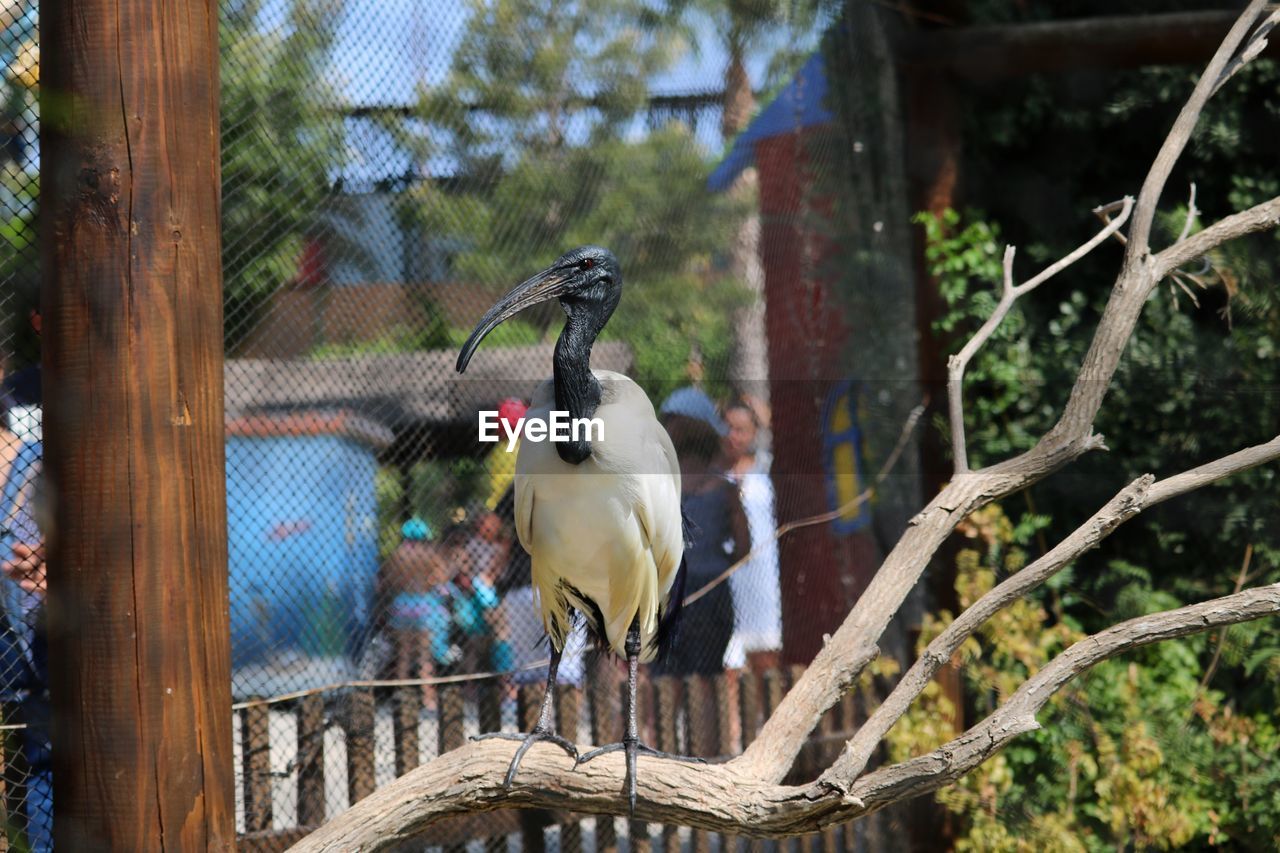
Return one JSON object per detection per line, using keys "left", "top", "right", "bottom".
{"left": 471, "top": 728, "right": 579, "bottom": 787}
{"left": 576, "top": 739, "right": 706, "bottom": 814}
{"left": 577, "top": 740, "right": 705, "bottom": 764}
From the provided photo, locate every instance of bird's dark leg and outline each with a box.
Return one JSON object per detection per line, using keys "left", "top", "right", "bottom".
{"left": 577, "top": 620, "right": 703, "bottom": 814}
{"left": 472, "top": 646, "right": 577, "bottom": 787}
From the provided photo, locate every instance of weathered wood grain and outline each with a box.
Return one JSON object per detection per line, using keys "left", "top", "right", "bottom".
{"left": 40, "top": 0, "right": 234, "bottom": 847}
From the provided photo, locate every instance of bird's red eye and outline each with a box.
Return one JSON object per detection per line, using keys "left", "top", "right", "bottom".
{"left": 581, "top": 259, "right": 594, "bottom": 270}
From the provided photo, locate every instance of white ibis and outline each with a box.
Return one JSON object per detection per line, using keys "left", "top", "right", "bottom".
{"left": 456, "top": 245, "right": 694, "bottom": 812}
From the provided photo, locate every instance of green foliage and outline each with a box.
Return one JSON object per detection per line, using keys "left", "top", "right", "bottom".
{"left": 888, "top": 503, "right": 1280, "bottom": 850}
{"left": 671, "top": 0, "right": 822, "bottom": 107}
{"left": 917, "top": 210, "right": 1056, "bottom": 465}
{"left": 0, "top": 169, "right": 34, "bottom": 258}
{"left": 373, "top": 457, "right": 493, "bottom": 559}
{"left": 374, "top": 466, "right": 405, "bottom": 560}
{"left": 905, "top": 32, "right": 1280, "bottom": 837}
{"left": 2, "top": 1, "right": 361, "bottom": 352}
{"left": 422, "top": 0, "right": 686, "bottom": 162}
{"left": 220, "top": 0, "right": 363, "bottom": 350}
{"left": 0, "top": 166, "right": 37, "bottom": 355}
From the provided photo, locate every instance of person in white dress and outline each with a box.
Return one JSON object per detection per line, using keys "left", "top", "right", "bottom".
{"left": 720, "top": 399, "right": 782, "bottom": 671}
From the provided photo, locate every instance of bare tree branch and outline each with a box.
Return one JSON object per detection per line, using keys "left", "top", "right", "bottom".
{"left": 1126, "top": 0, "right": 1269, "bottom": 257}
{"left": 1093, "top": 199, "right": 1131, "bottom": 246}
{"left": 1211, "top": 7, "right": 1280, "bottom": 96}
{"left": 822, "top": 476, "right": 1152, "bottom": 788}
{"left": 832, "top": 584, "right": 1280, "bottom": 817}
{"left": 946, "top": 245, "right": 1015, "bottom": 474}
{"left": 1016, "top": 198, "right": 1134, "bottom": 294}
{"left": 822, "top": 433, "right": 1280, "bottom": 787}
{"left": 286, "top": 586, "right": 1280, "bottom": 850}
{"left": 290, "top": 5, "right": 1280, "bottom": 846}
{"left": 1177, "top": 181, "right": 1199, "bottom": 244}
{"left": 1145, "top": 434, "right": 1280, "bottom": 503}
{"left": 947, "top": 199, "right": 1133, "bottom": 473}
{"left": 1155, "top": 195, "right": 1280, "bottom": 278}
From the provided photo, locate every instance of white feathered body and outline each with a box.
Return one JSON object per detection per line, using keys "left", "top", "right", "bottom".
{"left": 513, "top": 370, "right": 683, "bottom": 662}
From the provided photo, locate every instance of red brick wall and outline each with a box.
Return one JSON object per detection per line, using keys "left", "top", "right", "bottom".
{"left": 756, "top": 129, "right": 881, "bottom": 666}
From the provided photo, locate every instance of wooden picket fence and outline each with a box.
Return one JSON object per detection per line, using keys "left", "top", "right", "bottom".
{"left": 236, "top": 665, "right": 863, "bottom": 852}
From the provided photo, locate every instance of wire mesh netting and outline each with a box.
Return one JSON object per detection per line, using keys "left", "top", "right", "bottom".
{"left": 4, "top": 0, "right": 930, "bottom": 848}
{"left": 1, "top": 0, "right": 48, "bottom": 849}
{"left": 8, "top": 0, "right": 1280, "bottom": 848}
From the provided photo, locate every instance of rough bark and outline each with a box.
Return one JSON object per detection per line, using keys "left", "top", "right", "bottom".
{"left": 289, "top": 3, "right": 1280, "bottom": 847}
{"left": 41, "top": 0, "right": 235, "bottom": 849}
{"left": 290, "top": 586, "right": 1280, "bottom": 850}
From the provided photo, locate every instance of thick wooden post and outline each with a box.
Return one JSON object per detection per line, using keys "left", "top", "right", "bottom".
{"left": 39, "top": 0, "right": 234, "bottom": 849}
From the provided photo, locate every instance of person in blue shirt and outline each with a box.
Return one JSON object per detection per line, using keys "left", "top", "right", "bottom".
{"left": 0, "top": 469, "right": 50, "bottom": 852}
{"left": 442, "top": 520, "right": 502, "bottom": 678}
{"left": 382, "top": 518, "right": 453, "bottom": 710}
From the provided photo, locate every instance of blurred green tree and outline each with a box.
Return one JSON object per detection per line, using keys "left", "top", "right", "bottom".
{"left": 220, "top": 0, "right": 371, "bottom": 351}
{"left": 404, "top": 0, "right": 747, "bottom": 396}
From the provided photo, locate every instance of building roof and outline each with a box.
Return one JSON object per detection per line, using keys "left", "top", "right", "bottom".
{"left": 224, "top": 340, "right": 634, "bottom": 429}
{"left": 707, "top": 53, "right": 834, "bottom": 192}
{"left": 225, "top": 410, "right": 396, "bottom": 449}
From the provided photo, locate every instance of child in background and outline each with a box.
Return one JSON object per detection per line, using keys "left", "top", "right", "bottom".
{"left": 383, "top": 518, "right": 453, "bottom": 710}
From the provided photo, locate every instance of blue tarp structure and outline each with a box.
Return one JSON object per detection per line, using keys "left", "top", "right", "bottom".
{"left": 708, "top": 53, "right": 834, "bottom": 192}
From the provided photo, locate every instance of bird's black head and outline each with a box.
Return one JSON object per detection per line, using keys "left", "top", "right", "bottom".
{"left": 456, "top": 245, "right": 622, "bottom": 373}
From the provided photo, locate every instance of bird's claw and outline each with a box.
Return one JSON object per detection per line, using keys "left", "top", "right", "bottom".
{"left": 472, "top": 728, "right": 578, "bottom": 787}
{"left": 577, "top": 739, "right": 706, "bottom": 815}
{"left": 576, "top": 740, "right": 704, "bottom": 765}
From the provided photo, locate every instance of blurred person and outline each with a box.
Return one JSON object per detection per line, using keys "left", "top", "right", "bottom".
{"left": 464, "top": 509, "right": 508, "bottom": 584}
{"left": 442, "top": 522, "right": 501, "bottom": 676}
{"left": 721, "top": 398, "right": 782, "bottom": 672}
{"left": 491, "top": 487, "right": 585, "bottom": 701}
{"left": 0, "top": 341, "right": 50, "bottom": 851}
{"left": 381, "top": 518, "right": 452, "bottom": 710}
{"left": 654, "top": 388, "right": 749, "bottom": 677}
{"left": 0, "top": 519, "right": 50, "bottom": 853}
{"left": 483, "top": 397, "right": 528, "bottom": 510}
{"left": 653, "top": 389, "right": 749, "bottom": 758}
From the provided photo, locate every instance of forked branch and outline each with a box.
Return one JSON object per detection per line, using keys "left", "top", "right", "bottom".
{"left": 1156, "top": 195, "right": 1280, "bottom": 277}
{"left": 289, "top": 586, "right": 1280, "bottom": 850}
{"left": 823, "top": 434, "right": 1280, "bottom": 787}
{"left": 837, "top": 584, "right": 1280, "bottom": 814}
{"left": 947, "top": 197, "right": 1133, "bottom": 473}
{"left": 292, "top": 3, "right": 1280, "bottom": 846}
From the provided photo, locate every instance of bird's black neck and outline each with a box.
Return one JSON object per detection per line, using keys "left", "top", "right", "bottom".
{"left": 552, "top": 311, "right": 603, "bottom": 465}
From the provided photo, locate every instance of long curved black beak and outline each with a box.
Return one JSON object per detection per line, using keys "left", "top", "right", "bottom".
{"left": 456, "top": 265, "right": 571, "bottom": 373}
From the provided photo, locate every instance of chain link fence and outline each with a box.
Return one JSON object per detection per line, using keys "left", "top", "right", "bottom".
{"left": 3, "top": 0, "right": 928, "bottom": 848}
